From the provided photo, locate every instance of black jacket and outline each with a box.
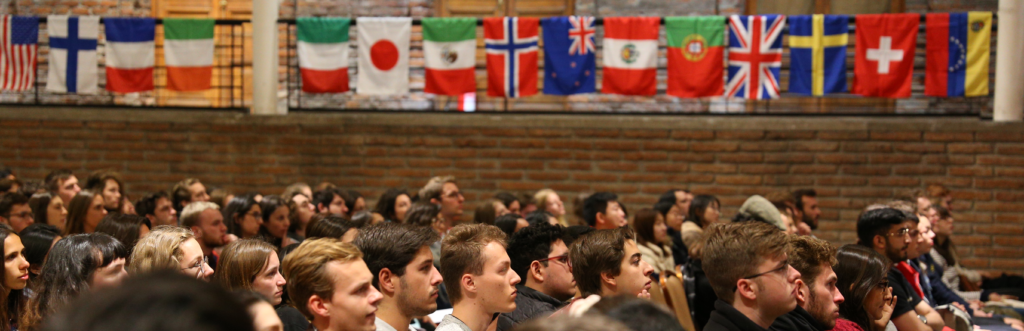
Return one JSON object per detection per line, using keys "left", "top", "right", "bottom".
{"left": 704, "top": 300, "right": 769, "bottom": 331}
{"left": 496, "top": 285, "right": 566, "bottom": 331}
{"left": 769, "top": 306, "right": 829, "bottom": 331}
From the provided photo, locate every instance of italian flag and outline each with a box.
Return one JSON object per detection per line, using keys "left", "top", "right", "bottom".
{"left": 666, "top": 16, "right": 724, "bottom": 98}
{"left": 601, "top": 17, "right": 659, "bottom": 96}
{"left": 163, "top": 18, "right": 213, "bottom": 91}
{"left": 298, "top": 17, "right": 351, "bottom": 93}
{"left": 422, "top": 17, "right": 476, "bottom": 96}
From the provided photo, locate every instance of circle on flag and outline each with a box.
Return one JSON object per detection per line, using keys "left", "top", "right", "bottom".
{"left": 370, "top": 40, "right": 399, "bottom": 71}
{"left": 620, "top": 44, "right": 639, "bottom": 64}
{"left": 682, "top": 34, "right": 708, "bottom": 62}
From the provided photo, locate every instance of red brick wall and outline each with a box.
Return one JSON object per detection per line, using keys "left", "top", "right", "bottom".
{"left": 1, "top": 108, "right": 1022, "bottom": 271}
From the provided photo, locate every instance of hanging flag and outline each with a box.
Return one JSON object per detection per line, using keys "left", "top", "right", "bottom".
{"left": 357, "top": 17, "right": 410, "bottom": 95}
{"left": 601, "top": 17, "right": 659, "bottom": 96}
{"left": 852, "top": 13, "right": 918, "bottom": 98}
{"left": 788, "top": 14, "right": 848, "bottom": 96}
{"left": 0, "top": 15, "right": 38, "bottom": 92}
{"left": 164, "top": 18, "right": 214, "bottom": 92}
{"left": 925, "top": 12, "right": 991, "bottom": 97}
{"left": 540, "top": 16, "right": 596, "bottom": 95}
{"left": 484, "top": 17, "right": 538, "bottom": 98}
{"left": 458, "top": 92, "right": 475, "bottom": 112}
{"left": 665, "top": 16, "right": 724, "bottom": 98}
{"left": 297, "top": 17, "right": 350, "bottom": 94}
{"left": 46, "top": 15, "right": 98, "bottom": 94}
{"left": 725, "top": 15, "right": 785, "bottom": 100}
{"left": 104, "top": 17, "right": 155, "bottom": 93}
{"left": 423, "top": 17, "right": 477, "bottom": 96}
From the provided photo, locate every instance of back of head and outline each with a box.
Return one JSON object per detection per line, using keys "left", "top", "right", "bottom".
{"left": 701, "top": 221, "right": 788, "bottom": 302}
{"left": 214, "top": 239, "right": 276, "bottom": 292}
{"left": 788, "top": 236, "right": 837, "bottom": 286}
{"left": 630, "top": 208, "right": 660, "bottom": 246}
{"left": 473, "top": 200, "right": 500, "bottom": 225}
{"left": 524, "top": 210, "right": 553, "bottom": 227}
{"left": 419, "top": 176, "right": 454, "bottom": 202}
{"left": 403, "top": 202, "right": 440, "bottom": 227}
{"left": 20, "top": 224, "right": 61, "bottom": 270}
{"left": 135, "top": 191, "right": 170, "bottom": 219}
{"left": 494, "top": 214, "right": 523, "bottom": 238}
{"left": 42, "top": 272, "right": 252, "bottom": 331}
{"left": 344, "top": 190, "right": 362, "bottom": 214}
{"left": 281, "top": 238, "right": 363, "bottom": 320}
{"left": 569, "top": 228, "right": 634, "bottom": 297}
{"left": 306, "top": 215, "right": 357, "bottom": 239}
{"left": 354, "top": 222, "right": 439, "bottom": 289}
{"left": 440, "top": 224, "right": 507, "bottom": 303}
{"left": 583, "top": 192, "right": 617, "bottom": 226}
{"left": 28, "top": 193, "right": 54, "bottom": 226}
{"left": 181, "top": 202, "right": 220, "bottom": 228}
{"left": 585, "top": 295, "right": 686, "bottom": 331}
{"left": 833, "top": 245, "right": 891, "bottom": 330}
{"left": 94, "top": 214, "right": 149, "bottom": 253}
{"left": 507, "top": 224, "right": 566, "bottom": 281}
{"left": 129, "top": 226, "right": 195, "bottom": 275}
{"left": 855, "top": 208, "right": 911, "bottom": 246}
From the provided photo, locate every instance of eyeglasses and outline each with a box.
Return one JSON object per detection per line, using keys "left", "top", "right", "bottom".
{"left": 733, "top": 261, "right": 790, "bottom": 292}
{"left": 885, "top": 227, "right": 920, "bottom": 238}
{"left": 181, "top": 256, "right": 209, "bottom": 279}
{"left": 247, "top": 211, "right": 263, "bottom": 219}
{"left": 876, "top": 280, "right": 890, "bottom": 289}
{"left": 537, "top": 254, "right": 569, "bottom": 265}
{"left": 6, "top": 212, "right": 33, "bottom": 219}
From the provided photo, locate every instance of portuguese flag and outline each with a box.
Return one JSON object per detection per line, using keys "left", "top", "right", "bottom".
{"left": 665, "top": 16, "right": 724, "bottom": 98}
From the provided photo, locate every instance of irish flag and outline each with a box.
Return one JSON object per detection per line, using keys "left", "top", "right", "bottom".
{"left": 298, "top": 17, "right": 351, "bottom": 93}
{"left": 422, "top": 17, "right": 477, "bottom": 96}
{"left": 666, "top": 16, "right": 724, "bottom": 98}
{"left": 601, "top": 17, "right": 659, "bottom": 96}
{"left": 164, "top": 18, "right": 213, "bottom": 91}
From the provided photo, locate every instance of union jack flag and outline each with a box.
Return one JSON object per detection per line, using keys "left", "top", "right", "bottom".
{"left": 568, "top": 16, "right": 595, "bottom": 55}
{"left": 0, "top": 16, "right": 38, "bottom": 91}
{"left": 484, "top": 17, "right": 539, "bottom": 98}
{"left": 726, "top": 15, "right": 785, "bottom": 99}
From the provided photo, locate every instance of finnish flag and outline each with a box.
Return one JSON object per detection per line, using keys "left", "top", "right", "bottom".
{"left": 46, "top": 15, "right": 99, "bottom": 94}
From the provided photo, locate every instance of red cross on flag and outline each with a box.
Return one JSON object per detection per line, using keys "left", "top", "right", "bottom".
{"left": 852, "top": 13, "right": 918, "bottom": 98}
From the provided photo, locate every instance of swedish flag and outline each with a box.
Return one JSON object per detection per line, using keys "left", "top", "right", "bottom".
{"left": 789, "top": 15, "right": 848, "bottom": 96}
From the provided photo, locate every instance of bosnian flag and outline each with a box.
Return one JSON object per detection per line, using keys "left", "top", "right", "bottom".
{"left": 104, "top": 17, "right": 155, "bottom": 93}
{"left": 46, "top": 15, "right": 99, "bottom": 94}
{"left": 484, "top": 17, "right": 538, "bottom": 98}
{"left": 601, "top": 17, "right": 659, "bottom": 96}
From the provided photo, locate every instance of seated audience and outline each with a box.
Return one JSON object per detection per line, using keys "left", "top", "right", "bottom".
{"left": 171, "top": 178, "right": 210, "bottom": 214}
{"left": 42, "top": 272, "right": 253, "bottom": 331}
{"left": 769, "top": 236, "right": 845, "bottom": 331}
{"left": 494, "top": 213, "right": 529, "bottom": 239}
{"left": 44, "top": 170, "right": 80, "bottom": 207}
{"left": 564, "top": 227, "right": 654, "bottom": 316}
{"left": 354, "top": 222, "right": 442, "bottom": 331}
{"left": 582, "top": 192, "right": 626, "bottom": 230}
{"left": 19, "top": 224, "right": 61, "bottom": 281}
{"left": 313, "top": 188, "right": 349, "bottom": 217}
{"left": 493, "top": 192, "right": 521, "bottom": 216}
{"left": 585, "top": 295, "right": 687, "bottom": 331}
{"left": 419, "top": 176, "right": 464, "bottom": 227}
{"left": 534, "top": 189, "right": 567, "bottom": 226}
{"left": 94, "top": 213, "right": 150, "bottom": 253}
{"left": 632, "top": 208, "right": 674, "bottom": 275}
{"left": 498, "top": 224, "right": 575, "bottom": 330}
{"left": 281, "top": 238, "right": 383, "bottom": 331}
{"left": 373, "top": 189, "right": 411, "bottom": 224}
{"left": 223, "top": 196, "right": 263, "bottom": 240}
{"left": 702, "top": 221, "right": 800, "bottom": 331}
{"left": 257, "top": 195, "right": 295, "bottom": 248}
{"left": 305, "top": 215, "right": 361, "bottom": 243}
{"left": 931, "top": 206, "right": 1024, "bottom": 301}
{"left": 22, "top": 233, "right": 128, "bottom": 331}
{"left": 28, "top": 193, "right": 67, "bottom": 231}
{"left": 83, "top": 170, "right": 124, "bottom": 214}
{"left": 438, "top": 224, "right": 520, "bottom": 331}
{"left": 134, "top": 191, "right": 178, "bottom": 227}
{"left": 181, "top": 202, "right": 229, "bottom": 270}
{"left": 0, "top": 227, "right": 28, "bottom": 331}
{"left": 473, "top": 199, "right": 508, "bottom": 225}
{"left": 64, "top": 190, "right": 106, "bottom": 235}
{"left": 286, "top": 191, "right": 315, "bottom": 241}
{"left": 129, "top": 226, "right": 214, "bottom": 281}
{"left": 215, "top": 239, "right": 308, "bottom": 331}
{"left": 235, "top": 291, "right": 285, "bottom": 331}
{"left": 833, "top": 245, "right": 896, "bottom": 331}
{"left": 0, "top": 193, "right": 33, "bottom": 233}
{"left": 766, "top": 191, "right": 811, "bottom": 236}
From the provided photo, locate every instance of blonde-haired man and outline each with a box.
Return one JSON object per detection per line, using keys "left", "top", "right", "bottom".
{"left": 282, "top": 238, "right": 383, "bottom": 331}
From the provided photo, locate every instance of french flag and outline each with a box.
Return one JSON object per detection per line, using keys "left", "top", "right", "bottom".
{"left": 104, "top": 17, "right": 154, "bottom": 93}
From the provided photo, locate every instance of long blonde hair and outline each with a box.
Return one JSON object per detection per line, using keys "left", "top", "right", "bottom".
{"left": 128, "top": 226, "right": 194, "bottom": 275}
{"left": 533, "top": 189, "right": 567, "bottom": 226}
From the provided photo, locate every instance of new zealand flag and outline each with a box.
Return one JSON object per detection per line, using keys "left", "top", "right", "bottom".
{"left": 541, "top": 16, "right": 596, "bottom": 95}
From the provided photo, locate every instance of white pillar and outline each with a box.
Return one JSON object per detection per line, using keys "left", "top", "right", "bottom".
{"left": 994, "top": 0, "right": 1024, "bottom": 122}
{"left": 251, "top": 0, "right": 283, "bottom": 115}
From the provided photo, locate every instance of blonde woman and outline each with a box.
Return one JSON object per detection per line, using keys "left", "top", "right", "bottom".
{"left": 129, "top": 226, "right": 213, "bottom": 281}
{"left": 534, "top": 189, "right": 568, "bottom": 226}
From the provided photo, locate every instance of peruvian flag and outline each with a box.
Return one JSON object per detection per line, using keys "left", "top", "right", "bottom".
{"left": 357, "top": 17, "right": 411, "bottom": 95}
{"left": 601, "top": 17, "right": 659, "bottom": 96}
{"left": 484, "top": 17, "right": 538, "bottom": 98}
{"left": 852, "top": 13, "right": 918, "bottom": 98}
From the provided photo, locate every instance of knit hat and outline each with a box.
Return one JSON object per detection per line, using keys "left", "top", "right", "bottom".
{"left": 736, "top": 195, "right": 786, "bottom": 231}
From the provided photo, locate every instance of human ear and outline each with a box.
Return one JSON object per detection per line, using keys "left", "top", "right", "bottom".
{"left": 462, "top": 274, "right": 477, "bottom": 295}
{"left": 872, "top": 235, "right": 886, "bottom": 251}
{"left": 736, "top": 279, "right": 758, "bottom": 301}
{"left": 794, "top": 279, "right": 807, "bottom": 305}
{"left": 379, "top": 268, "right": 396, "bottom": 294}
{"left": 600, "top": 271, "right": 616, "bottom": 288}
{"left": 530, "top": 261, "right": 545, "bottom": 283}
{"left": 308, "top": 294, "right": 329, "bottom": 318}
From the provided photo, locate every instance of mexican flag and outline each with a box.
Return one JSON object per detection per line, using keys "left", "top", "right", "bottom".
{"left": 163, "top": 18, "right": 213, "bottom": 91}
{"left": 422, "top": 17, "right": 477, "bottom": 96}
{"left": 666, "top": 16, "right": 724, "bottom": 98}
{"left": 298, "top": 17, "right": 351, "bottom": 93}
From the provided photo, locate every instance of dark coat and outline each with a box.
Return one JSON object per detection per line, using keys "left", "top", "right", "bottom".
{"left": 496, "top": 285, "right": 566, "bottom": 331}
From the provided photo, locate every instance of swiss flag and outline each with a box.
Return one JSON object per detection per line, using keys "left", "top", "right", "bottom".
{"left": 852, "top": 13, "right": 918, "bottom": 98}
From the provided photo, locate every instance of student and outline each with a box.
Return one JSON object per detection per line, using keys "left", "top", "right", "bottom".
{"left": 498, "top": 224, "right": 576, "bottom": 330}
{"left": 257, "top": 195, "right": 296, "bottom": 248}
{"left": 769, "top": 236, "right": 845, "bottom": 331}
{"left": 180, "top": 201, "right": 230, "bottom": 271}
{"left": 215, "top": 239, "right": 308, "bottom": 331}
{"left": 353, "top": 222, "right": 442, "bottom": 331}
{"left": 83, "top": 170, "right": 125, "bottom": 214}
{"left": 563, "top": 227, "right": 654, "bottom": 316}
{"left": 63, "top": 190, "right": 107, "bottom": 235}
{"left": 0, "top": 193, "right": 33, "bottom": 233}
{"left": 533, "top": 189, "right": 567, "bottom": 226}
{"left": 833, "top": 245, "right": 897, "bottom": 331}
{"left": 171, "top": 178, "right": 210, "bottom": 214}
{"left": 313, "top": 188, "right": 349, "bottom": 217}
{"left": 135, "top": 191, "right": 178, "bottom": 228}
{"left": 18, "top": 224, "right": 61, "bottom": 282}
{"left": 683, "top": 194, "right": 721, "bottom": 249}
{"left": 582, "top": 192, "right": 626, "bottom": 230}
{"left": 281, "top": 238, "right": 382, "bottom": 331}
{"left": 129, "top": 226, "right": 214, "bottom": 281}
{"left": 419, "top": 176, "right": 464, "bottom": 227}
{"left": 702, "top": 222, "right": 801, "bottom": 331}
{"left": 372, "top": 189, "right": 412, "bottom": 223}
{"left": 223, "top": 196, "right": 263, "bottom": 240}
{"left": 437, "top": 224, "right": 520, "bottom": 331}
{"left": 856, "top": 208, "right": 943, "bottom": 331}
{"left": 632, "top": 208, "right": 675, "bottom": 275}
{"left": 44, "top": 170, "right": 80, "bottom": 207}
{"left": 94, "top": 213, "right": 150, "bottom": 253}
{"left": 27, "top": 193, "right": 67, "bottom": 231}
{"left": 306, "top": 215, "right": 362, "bottom": 243}
{"left": 0, "top": 227, "right": 28, "bottom": 331}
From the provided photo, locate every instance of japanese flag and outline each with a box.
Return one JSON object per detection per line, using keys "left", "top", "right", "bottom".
{"left": 357, "top": 17, "right": 411, "bottom": 95}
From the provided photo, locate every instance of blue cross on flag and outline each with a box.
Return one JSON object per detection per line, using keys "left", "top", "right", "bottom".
{"left": 46, "top": 15, "right": 99, "bottom": 94}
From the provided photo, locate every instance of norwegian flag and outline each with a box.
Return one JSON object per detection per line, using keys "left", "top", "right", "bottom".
{"left": 725, "top": 15, "right": 785, "bottom": 99}
{"left": 484, "top": 17, "right": 538, "bottom": 98}
{"left": 0, "top": 16, "right": 38, "bottom": 91}
{"left": 568, "top": 16, "right": 595, "bottom": 55}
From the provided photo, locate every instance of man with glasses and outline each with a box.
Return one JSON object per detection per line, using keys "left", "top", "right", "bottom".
{"left": 419, "top": 176, "right": 464, "bottom": 228}
{"left": 702, "top": 221, "right": 800, "bottom": 331}
{"left": 0, "top": 192, "right": 34, "bottom": 232}
{"left": 857, "top": 207, "right": 943, "bottom": 331}
{"left": 498, "top": 224, "right": 576, "bottom": 330}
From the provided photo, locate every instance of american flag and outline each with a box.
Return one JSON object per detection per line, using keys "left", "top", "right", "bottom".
{"left": 1, "top": 16, "right": 38, "bottom": 92}
{"left": 725, "top": 15, "right": 785, "bottom": 100}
